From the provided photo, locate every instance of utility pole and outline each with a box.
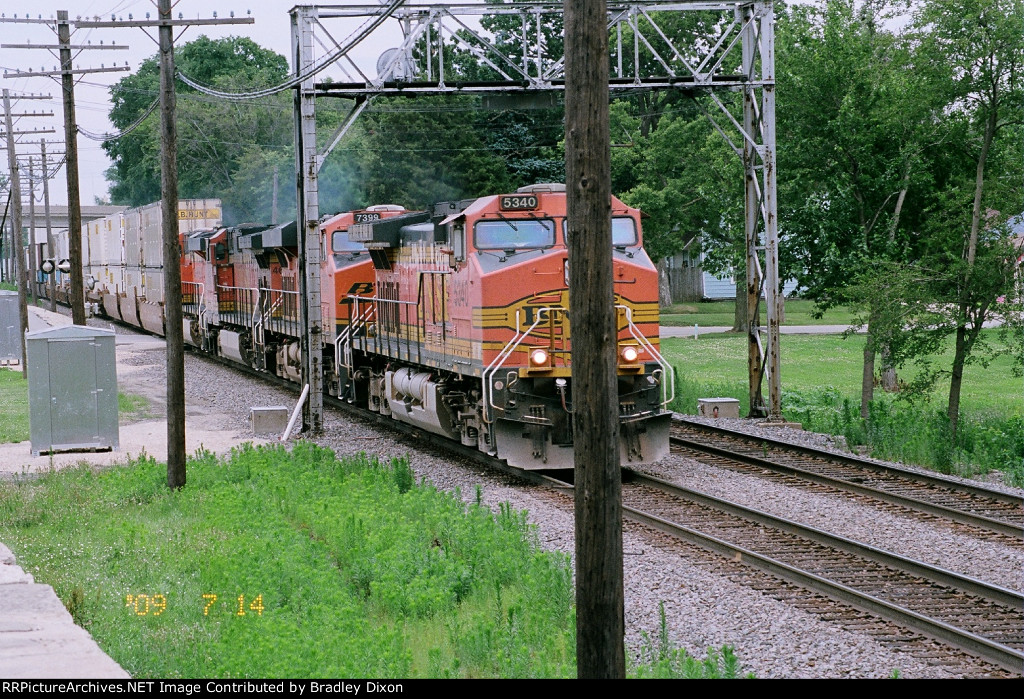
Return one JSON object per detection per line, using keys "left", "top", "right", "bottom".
{"left": 157, "top": 0, "right": 186, "bottom": 489}
{"left": 564, "top": 0, "right": 624, "bottom": 679}
{"left": 59, "top": 10, "right": 90, "bottom": 325}
{"left": 26, "top": 156, "right": 37, "bottom": 304}
{"left": 77, "top": 5, "right": 253, "bottom": 490}
{"left": 3, "top": 89, "right": 30, "bottom": 378}
{"left": 41, "top": 139, "right": 56, "bottom": 312}
{"left": 271, "top": 166, "right": 279, "bottom": 225}
{"left": 2, "top": 13, "right": 129, "bottom": 325}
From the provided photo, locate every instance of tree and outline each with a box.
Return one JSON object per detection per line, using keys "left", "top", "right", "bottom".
{"left": 104, "top": 36, "right": 294, "bottom": 221}
{"left": 907, "top": 0, "right": 1024, "bottom": 437}
{"left": 777, "top": 0, "right": 941, "bottom": 417}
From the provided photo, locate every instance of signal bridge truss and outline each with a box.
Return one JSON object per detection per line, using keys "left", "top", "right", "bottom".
{"left": 291, "top": 1, "right": 781, "bottom": 425}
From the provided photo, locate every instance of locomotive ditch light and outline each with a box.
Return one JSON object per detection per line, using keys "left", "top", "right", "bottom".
{"left": 619, "top": 345, "right": 640, "bottom": 364}
{"left": 529, "top": 347, "right": 550, "bottom": 368}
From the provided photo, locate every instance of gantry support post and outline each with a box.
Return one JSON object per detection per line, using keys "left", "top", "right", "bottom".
{"left": 292, "top": 6, "right": 324, "bottom": 434}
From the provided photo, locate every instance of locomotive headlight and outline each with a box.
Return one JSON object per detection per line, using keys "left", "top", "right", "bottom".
{"left": 529, "top": 348, "right": 550, "bottom": 367}
{"left": 619, "top": 345, "right": 640, "bottom": 364}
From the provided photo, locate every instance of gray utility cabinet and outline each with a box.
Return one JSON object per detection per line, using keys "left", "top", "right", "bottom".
{"left": 27, "top": 325, "right": 119, "bottom": 455}
{"left": 0, "top": 290, "right": 21, "bottom": 363}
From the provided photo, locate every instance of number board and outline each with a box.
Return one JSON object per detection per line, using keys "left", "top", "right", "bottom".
{"left": 354, "top": 212, "right": 382, "bottom": 223}
{"left": 499, "top": 194, "right": 539, "bottom": 211}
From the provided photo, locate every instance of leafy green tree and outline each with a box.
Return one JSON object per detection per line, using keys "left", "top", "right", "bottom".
{"left": 906, "top": 0, "right": 1024, "bottom": 437}
{"left": 777, "top": 0, "right": 941, "bottom": 417}
{"left": 104, "top": 36, "right": 292, "bottom": 220}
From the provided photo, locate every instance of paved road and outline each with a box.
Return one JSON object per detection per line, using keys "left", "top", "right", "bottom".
{"left": 660, "top": 324, "right": 863, "bottom": 338}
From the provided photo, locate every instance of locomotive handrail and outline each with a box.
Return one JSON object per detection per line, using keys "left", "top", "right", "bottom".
{"left": 334, "top": 294, "right": 377, "bottom": 375}
{"left": 182, "top": 280, "right": 208, "bottom": 343}
{"left": 481, "top": 306, "right": 566, "bottom": 423}
{"left": 616, "top": 304, "right": 675, "bottom": 407}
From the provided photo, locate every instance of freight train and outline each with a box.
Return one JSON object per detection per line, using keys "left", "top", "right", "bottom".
{"left": 45, "top": 184, "right": 673, "bottom": 469}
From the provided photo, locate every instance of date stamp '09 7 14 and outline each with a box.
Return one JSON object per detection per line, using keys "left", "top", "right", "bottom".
{"left": 125, "top": 593, "right": 264, "bottom": 617}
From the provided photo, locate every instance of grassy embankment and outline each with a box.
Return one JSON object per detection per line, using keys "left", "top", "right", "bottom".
{"left": 0, "top": 443, "right": 746, "bottom": 678}
{"left": 663, "top": 327, "right": 1023, "bottom": 486}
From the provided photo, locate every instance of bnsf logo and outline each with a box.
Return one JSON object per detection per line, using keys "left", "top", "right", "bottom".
{"left": 343, "top": 282, "right": 374, "bottom": 298}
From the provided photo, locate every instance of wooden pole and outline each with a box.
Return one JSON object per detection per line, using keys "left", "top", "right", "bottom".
{"left": 57, "top": 11, "right": 87, "bottom": 326}
{"left": 41, "top": 139, "right": 56, "bottom": 312}
{"left": 272, "top": 166, "right": 279, "bottom": 225}
{"left": 3, "top": 89, "right": 30, "bottom": 378}
{"left": 564, "top": 0, "right": 625, "bottom": 679}
{"left": 158, "top": 0, "right": 186, "bottom": 489}
{"left": 292, "top": 7, "right": 324, "bottom": 434}
{"left": 26, "top": 156, "right": 37, "bottom": 306}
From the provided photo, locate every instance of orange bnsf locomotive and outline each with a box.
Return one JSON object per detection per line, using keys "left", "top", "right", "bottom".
{"left": 337, "top": 183, "right": 672, "bottom": 469}
{"left": 72, "top": 187, "right": 671, "bottom": 470}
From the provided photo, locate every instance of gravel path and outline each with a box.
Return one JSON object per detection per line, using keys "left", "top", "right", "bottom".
{"left": 171, "top": 353, "right": 1021, "bottom": 678}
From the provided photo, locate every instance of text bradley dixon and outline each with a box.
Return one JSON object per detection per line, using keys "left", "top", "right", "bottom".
{"left": 2, "top": 681, "right": 404, "bottom": 695}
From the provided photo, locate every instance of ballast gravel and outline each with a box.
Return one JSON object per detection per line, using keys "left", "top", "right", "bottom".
{"left": 152, "top": 351, "right": 1024, "bottom": 678}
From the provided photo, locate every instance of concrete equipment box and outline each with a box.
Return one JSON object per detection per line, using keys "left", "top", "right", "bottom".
{"left": 27, "top": 325, "right": 119, "bottom": 455}
{"left": 250, "top": 406, "right": 289, "bottom": 435}
{"left": 697, "top": 397, "right": 740, "bottom": 419}
{"left": 0, "top": 290, "right": 21, "bottom": 364}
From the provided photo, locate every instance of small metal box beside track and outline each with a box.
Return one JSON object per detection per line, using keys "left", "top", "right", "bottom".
{"left": 250, "top": 406, "right": 289, "bottom": 435}
{"left": 27, "top": 325, "right": 119, "bottom": 455}
{"left": 697, "top": 397, "right": 740, "bottom": 419}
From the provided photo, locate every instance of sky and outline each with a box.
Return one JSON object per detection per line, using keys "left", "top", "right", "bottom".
{"left": 0, "top": 0, "right": 422, "bottom": 207}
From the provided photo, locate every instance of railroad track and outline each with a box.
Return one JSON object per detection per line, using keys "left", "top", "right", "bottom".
{"left": 613, "top": 470, "right": 1023, "bottom": 674}
{"left": 671, "top": 417, "right": 1024, "bottom": 541}
{"left": 209, "top": 352, "right": 1024, "bottom": 673}
{"left": 124, "top": 339, "right": 1024, "bottom": 675}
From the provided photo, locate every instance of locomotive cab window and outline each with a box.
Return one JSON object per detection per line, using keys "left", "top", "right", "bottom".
{"left": 332, "top": 232, "right": 367, "bottom": 254}
{"left": 474, "top": 218, "right": 555, "bottom": 251}
{"left": 563, "top": 217, "right": 639, "bottom": 247}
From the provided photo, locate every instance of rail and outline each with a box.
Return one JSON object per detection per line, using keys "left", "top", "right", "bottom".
{"left": 361, "top": 296, "right": 424, "bottom": 366}
{"left": 181, "top": 281, "right": 207, "bottom": 342}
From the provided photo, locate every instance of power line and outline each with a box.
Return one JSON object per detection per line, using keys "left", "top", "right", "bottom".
{"left": 175, "top": 0, "right": 407, "bottom": 101}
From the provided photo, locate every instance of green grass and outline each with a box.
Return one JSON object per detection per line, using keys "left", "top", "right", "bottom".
{"left": 118, "top": 392, "right": 150, "bottom": 422}
{"left": 663, "top": 331, "right": 1024, "bottom": 483}
{"left": 0, "top": 281, "right": 16, "bottom": 292}
{"left": 0, "top": 369, "right": 29, "bottom": 443}
{"left": 0, "top": 443, "right": 747, "bottom": 678}
{"left": 660, "top": 299, "right": 857, "bottom": 328}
